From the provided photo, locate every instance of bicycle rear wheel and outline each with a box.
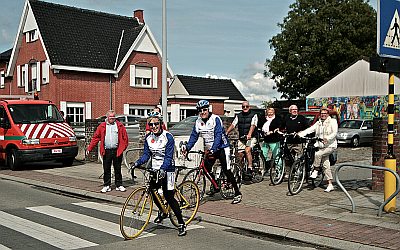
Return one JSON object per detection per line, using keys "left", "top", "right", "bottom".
{"left": 170, "top": 180, "right": 200, "bottom": 227}
{"left": 220, "top": 163, "right": 242, "bottom": 199}
{"left": 270, "top": 154, "right": 285, "bottom": 185}
{"left": 120, "top": 187, "right": 153, "bottom": 239}
{"left": 183, "top": 168, "right": 206, "bottom": 201}
{"left": 288, "top": 159, "right": 306, "bottom": 195}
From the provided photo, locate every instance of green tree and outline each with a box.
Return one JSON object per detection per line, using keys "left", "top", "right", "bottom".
{"left": 265, "top": 0, "right": 376, "bottom": 99}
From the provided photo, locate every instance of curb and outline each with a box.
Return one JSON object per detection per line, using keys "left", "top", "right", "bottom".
{"left": 0, "top": 174, "right": 385, "bottom": 250}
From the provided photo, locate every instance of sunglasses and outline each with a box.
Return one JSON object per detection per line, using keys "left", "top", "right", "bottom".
{"left": 198, "top": 108, "right": 208, "bottom": 113}
{"left": 148, "top": 122, "right": 160, "bottom": 127}
{"left": 242, "top": 105, "right": 249, "bottom": 108}
{"left": 108, "top": 116, "right": 116, "bottom": 119}
{"left": 321, "top": 113, "right": 329, "bottom": 115}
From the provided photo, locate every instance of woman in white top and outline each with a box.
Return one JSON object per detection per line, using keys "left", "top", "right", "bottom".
{"left": 298, "top": 107, "right": 338, "bottom": 192}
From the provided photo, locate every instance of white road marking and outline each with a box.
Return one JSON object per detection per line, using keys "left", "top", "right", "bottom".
{"left": 0, "top": 211, "right": 97, "bottom": 249}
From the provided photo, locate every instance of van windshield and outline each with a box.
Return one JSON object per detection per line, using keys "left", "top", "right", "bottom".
{"left": 8, "top": 104, "right": 64, "bottom": 124}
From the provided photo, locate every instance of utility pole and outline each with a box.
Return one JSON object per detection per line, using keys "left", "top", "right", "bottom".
{"left": 162, "top": 0, "right": 168, "bottom": 127}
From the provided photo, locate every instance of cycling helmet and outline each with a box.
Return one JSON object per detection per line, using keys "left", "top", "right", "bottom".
{"left": 147, "top": 111, "right": 163, "bottom": 121}
{"left": 196, "top": 100, "right": 210, "bottom": 110}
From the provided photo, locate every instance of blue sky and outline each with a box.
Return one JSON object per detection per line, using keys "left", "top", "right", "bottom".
{"left": 0, "top": 0, "right": 377, "bottom": 106}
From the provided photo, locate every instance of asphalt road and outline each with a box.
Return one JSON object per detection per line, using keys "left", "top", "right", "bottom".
{"left": 0, "top": 179, "right": 323, "bottom": 250}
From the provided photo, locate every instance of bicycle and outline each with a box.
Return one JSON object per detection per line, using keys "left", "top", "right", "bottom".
{"left": 237, "top": 132, "right": 266, "bottom": 183}
{"left": 287, "top": 136, "right": 325, "bottom": 195}
{"left": 119, "top": 164, "right": 200, "bottom": 239}
{"left": 269, "top": 131, "right": 297, "bottom": 185}
{"left": 182, "top": 150, "right": 242, "bottom": 201}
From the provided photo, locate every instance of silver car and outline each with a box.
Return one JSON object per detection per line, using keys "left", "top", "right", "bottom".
{"left": 336, "top": 119, "right": 373, "bottom": 147}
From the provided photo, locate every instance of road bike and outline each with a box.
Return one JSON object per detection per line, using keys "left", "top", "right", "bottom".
{"left": 182, "top": 150, "right": 242, "bottom": 201}
{"left": 120, "top": 164, "right": 200, "bottom": 239}
{"left": 287, "top": 136, "right": 325, "bottom": 195}
{"left": 269, "top": 131, "right": 297, "bottom": 185}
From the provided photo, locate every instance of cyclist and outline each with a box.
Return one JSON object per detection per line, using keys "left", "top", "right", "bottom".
{"left": 131, "top": 111, "right": 187, "bottom": 236}
{"left": 261, "top": 108, "right": 282, "bottom": 164}
{"left": 297, "top": 107, "right": 338, "bottom": 192}
{"left": 181, "top": 100, "right": 242, "bottom": 204}
{"left": 226, "top": 101, "right": 258, "bottom": 177}
{"left": 281, "top": 105, "right": 308, "bottom": 157}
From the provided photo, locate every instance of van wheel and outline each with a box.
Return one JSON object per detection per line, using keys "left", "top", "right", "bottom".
{"left": 62, "top": 157, "right": 75, "bottom": 167}
{"left": 8, "top": 149, "right": 21, "bottom": 171}
{"left": 351, "top": 136, "right": 360, "bottom": 147}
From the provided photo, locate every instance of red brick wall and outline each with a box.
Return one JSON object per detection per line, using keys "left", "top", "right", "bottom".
{"left": 1, "top": 35, "right": 165, "bottom": 118}
{"left": 372, "top": 118, "right": 400, "bottom": 191}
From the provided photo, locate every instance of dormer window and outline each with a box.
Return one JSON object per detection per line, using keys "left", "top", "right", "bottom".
{"left": 26, "top": 29, "right": 38, "bottom": 43}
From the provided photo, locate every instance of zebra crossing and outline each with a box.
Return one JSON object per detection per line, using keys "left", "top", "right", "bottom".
{"left": 0, "top": 201, "right": 204, "bottom": 249}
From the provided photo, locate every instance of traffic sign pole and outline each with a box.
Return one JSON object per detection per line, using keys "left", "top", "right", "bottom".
{"left": 384, "top": 73, "right": 396, "bottom": 212}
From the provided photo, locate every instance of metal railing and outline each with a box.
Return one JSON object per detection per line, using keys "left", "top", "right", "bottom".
{"left": 335, "top": 163, "right": 400, "bottom": 217}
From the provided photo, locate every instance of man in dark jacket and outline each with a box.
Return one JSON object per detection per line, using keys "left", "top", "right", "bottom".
{"left": 86, "top": 110, "right": 129, "bottom": 193}
{"left": 282, "top": 105, "right": 308, "bottom": 156}
{"left": 226, "top": 101, "right": 258, "bottom": 174}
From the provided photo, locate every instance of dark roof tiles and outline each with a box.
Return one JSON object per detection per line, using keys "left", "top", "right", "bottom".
{"left": 29, "top": 0, "right": 144, "bottom": 69}
{"left": 176, "top": 75, "right": 246, "bottom": 101}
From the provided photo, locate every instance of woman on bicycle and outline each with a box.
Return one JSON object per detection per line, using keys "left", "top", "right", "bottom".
{"left": 261, "top": 108, "right": 282, "bottom": 164}
{"left": 297, "top": 107, "right": 338, "bottom": 192}
{"left": 132, "top": 111, "right": 187, "bottom": 236}
{"left": 181, "top": 100, "right": 242, "bottom": 204}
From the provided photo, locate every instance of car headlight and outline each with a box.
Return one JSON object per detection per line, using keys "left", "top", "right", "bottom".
{"left": 22, "top": 138, "right": 40, "bottom": 145}
{"left": 69, "top": 136, "right": 77, "bottom": 142}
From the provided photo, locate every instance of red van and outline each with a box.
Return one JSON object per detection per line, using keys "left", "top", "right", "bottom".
{"left": 0, "top": 97, "right": 78, "bottom": 170}
{"left": 299, "top": 109, "right": 341, "bottom": 126}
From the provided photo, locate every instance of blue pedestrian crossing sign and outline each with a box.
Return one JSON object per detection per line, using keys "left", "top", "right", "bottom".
{"left": 378, "top": 0, "right": 400, "bottom": 59}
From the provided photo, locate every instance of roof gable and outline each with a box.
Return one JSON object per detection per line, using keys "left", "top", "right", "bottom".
{"left": 29, "top": 0, "right": 143, "bottom": 70}
{"left": 175, "top": 75, "right": 246, "bottom": 101}
{"left": 307, "top": 59, "right": 400, "bottom": 98}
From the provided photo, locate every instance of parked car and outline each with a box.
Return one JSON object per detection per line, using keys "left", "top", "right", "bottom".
{"left": 169, "top": 116, "right": 198, "bottom": 136}
{"left": 299, "top": 109, "right": 340, "bottom": 126}
{"left": 336, "top": 119, "right": 373, "bottom": 147}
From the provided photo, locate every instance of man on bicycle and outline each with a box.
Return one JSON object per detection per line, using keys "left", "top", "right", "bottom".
{"left": 132, "top": 111, "right": 187, "bottom": 236}
{"left": 226, "top": 101, "right": 258, "bottom": 177}
{"left": 282, "top": 105, "right": 308, "bottom": 156}
{"left": 297, "top": 107, "right": 337, "bottom": 192}
{"left": 181, "top": 100, "right": 242, "bottom": 204}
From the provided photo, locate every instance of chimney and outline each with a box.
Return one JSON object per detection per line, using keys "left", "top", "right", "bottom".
{"left": 134, "top": 9, "right": 144, "bottom": 24}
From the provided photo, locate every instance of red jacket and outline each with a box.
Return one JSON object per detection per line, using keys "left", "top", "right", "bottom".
{"left": 87, "top": 120, "right": 128, "bottom": 157}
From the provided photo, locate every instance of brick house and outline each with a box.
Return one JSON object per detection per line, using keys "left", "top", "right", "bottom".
{"left": 168, "top": 75, "right": 246, "bottom": 122}
{"left": 1, "top": 0, "right": 173, "bottom": 125}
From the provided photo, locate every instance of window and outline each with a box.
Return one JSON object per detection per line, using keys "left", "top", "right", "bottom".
{"left": 66, "top": 103, "right": 85, "bottom": 126}
{"left": 21, "top": 66, "right": 27, "bottom": 87}
{"left": 0, "top": 70, "right": 4, "bottom": 89}
{"left": 130, "top": 65, "right": 157, "bottom": 88}
{"left": 135, "top": 67, "right": 152, "bottom": 87}
{"left": 29, "top": 63, "right": 37, "bottom": 92}
{"left": 129, "top": 106, "right": 152, "bottom": 117}
{"left": 25, "top": 30, "right": 38, "bottom": 43}
{"left": 180, "top": 109, "right": 186, "bottom": 120}
{"left": 42, "top": 61, "right": 49, "bottom": 84}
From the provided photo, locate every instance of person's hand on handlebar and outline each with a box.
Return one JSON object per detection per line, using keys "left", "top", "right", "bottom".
{"left": 159, "top": 169, "right": 166, "bottom": 179}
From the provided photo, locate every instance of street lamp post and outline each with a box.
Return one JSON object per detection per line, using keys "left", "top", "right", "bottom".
{"left": 162, "top": 0, "right": 168, "bottom": 127}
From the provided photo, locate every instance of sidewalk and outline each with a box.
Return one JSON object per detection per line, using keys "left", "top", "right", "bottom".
{"left": 1, "top": 161, "right": 400, "bottom": 250}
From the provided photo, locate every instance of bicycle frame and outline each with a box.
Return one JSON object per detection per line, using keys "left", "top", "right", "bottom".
{"left": 189, "top": 151, "right": 219, "bottom": 190}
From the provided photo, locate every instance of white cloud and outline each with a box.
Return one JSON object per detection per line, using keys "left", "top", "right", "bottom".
{"left": 205, "top": 62, "right": 282, "bottom": 107}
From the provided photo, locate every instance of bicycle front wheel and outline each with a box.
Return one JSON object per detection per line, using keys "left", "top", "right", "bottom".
{"left": 220, "top": 163, "right": 242, "bottom": 199}
{"left": 270, "top": 154, "right": 285, "bottom": 185}
{"left": 252, "top": 153, "right": 266, "bottom": 183}
{"left": 288, "top": 159, "right": 306, "bottom": 195}
{"left": 170, "top": 180, "right": 200, "bottom": 227}
{"left": 120, "top": 187, "right": 153, "bottom": 239}
{"left": 183, "top": 168, "right": 206, "bottom": 201}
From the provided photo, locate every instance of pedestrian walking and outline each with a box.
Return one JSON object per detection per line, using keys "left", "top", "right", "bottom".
{"left": 86, "top": 110, "right": 129, "bottom": 193}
